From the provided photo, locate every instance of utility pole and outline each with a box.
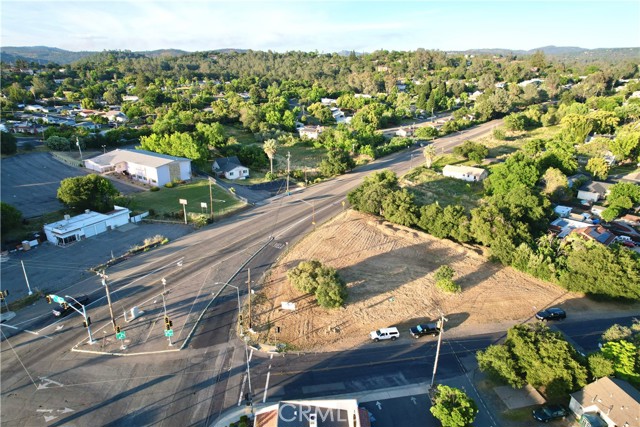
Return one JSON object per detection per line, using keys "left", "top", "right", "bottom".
{"left": 430, "top": 313, "right": 448, "bottom": 389}
{"left": 98, "top": 271, "right": 117, "bottom": 333}
{"left": 76, "top": 137, "right": 83, "bottom": 161}
{"left": 208, "top": 177, "right": 214, "bottom": 221}
{"left": 20, "top": 261, "right": 33, "bottom": 295}
{"left": 286, "top": 151, "right": 291, "bottom": 194}
{"left": 247, "top": 268, "right": 252, "bottom": 332}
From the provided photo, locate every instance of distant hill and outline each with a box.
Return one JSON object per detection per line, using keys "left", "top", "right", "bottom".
{"left": 452, "top": 45, "right": 640, "bottom": 61}
{"left": 0, "top": 46, "right": 190, "bottom": 65}
{"left": 2, "top": 45, "right": 638, "bottom": 65}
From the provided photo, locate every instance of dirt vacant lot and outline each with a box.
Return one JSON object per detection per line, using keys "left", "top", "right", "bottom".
{"left": 252, "top": 210, "right": 638, "bottom": 352}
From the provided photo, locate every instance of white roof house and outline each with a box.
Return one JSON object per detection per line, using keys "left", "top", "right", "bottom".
{"left": 298, "top": 125, "right": 323, "bottom": 140}
{"left": 83, "top": 149, "right": 191, "bottom": 187}
{"left": 44, "top": 207, "right": 131, "bottom": 246}
{"left": 569, "top": 377, "right": 640, "bottom": 427}
{"left": 442, "top": 165, "right": 488, "bottom": 182}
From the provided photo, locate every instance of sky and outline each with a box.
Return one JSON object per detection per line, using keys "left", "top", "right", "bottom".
{"left": 1, "top": 0, "right": 639, "bottom": 53}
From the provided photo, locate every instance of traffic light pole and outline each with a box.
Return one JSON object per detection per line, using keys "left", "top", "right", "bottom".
{"left": 64, "top": 295, "right": 96, "bottom": 345}
{"left": 430, "top": 313, "right": 448, "bottom": 390}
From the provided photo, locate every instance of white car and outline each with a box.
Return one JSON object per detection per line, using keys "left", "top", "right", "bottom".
{"left": 370, "top": 327, "right": 399, "bottom": 342}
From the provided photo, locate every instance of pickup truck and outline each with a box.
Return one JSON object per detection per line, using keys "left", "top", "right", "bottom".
{"left": 409, "top": 323, "right": 440, "bottom": 338}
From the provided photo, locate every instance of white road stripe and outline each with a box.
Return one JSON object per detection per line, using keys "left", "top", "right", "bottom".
{"left": 262, "top": 371, "right": 271, "bottom": 403}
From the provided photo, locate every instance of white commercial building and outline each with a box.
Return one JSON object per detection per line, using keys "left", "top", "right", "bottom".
{"left": 84, "top": 149, "right": 191, "bottom": 187}
{"left": 44, "top": 206, "right": 131, "bottom": 246}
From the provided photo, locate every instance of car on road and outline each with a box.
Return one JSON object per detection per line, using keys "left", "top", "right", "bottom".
{"left": 532, "top": 404, "right": 568, "bottom": 422}
{"left": 535, "top": 307, "right": 566, "bottom": 321}
{"left": 53, "top": 295, "right": 90, "bottom": 317}
{"left": 370, "top": 327, "right": 399, "bottom": 342}
{"left": 409, "top": 323, "right": 439, "bottom": 338}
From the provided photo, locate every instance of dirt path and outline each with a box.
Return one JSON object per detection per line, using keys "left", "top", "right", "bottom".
{"left": 252, "top": 210, "right": 638, "bottom": 352}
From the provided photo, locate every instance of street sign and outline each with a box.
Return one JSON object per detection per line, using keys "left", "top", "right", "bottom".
{"left": 164, "top": 329, "right": 174, "bottom": 337}
{"left": 51, "top": 295, "right": 65, "bottom": 304}
{"left": 116, "top": 331, "right": 126, "bottom": 340}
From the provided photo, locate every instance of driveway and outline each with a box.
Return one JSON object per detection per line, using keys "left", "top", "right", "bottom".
{"left": 1, "top": 152, "right": 143, "bottom": 218}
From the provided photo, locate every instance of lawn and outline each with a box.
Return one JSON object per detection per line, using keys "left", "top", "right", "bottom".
{"left": 128, "top": 179, "right": 243, "bottom": 217}
{"left": 478, "top": 125, "right": 563, "bottom": 158}
{"left": 272, "top": 141, "right": 327, "bottom": 171}
{"left": 222, "top": 124, "right": 257, "bottom": 145}
{"left": 403, "top": 166, "right": 485, "bottom": 210}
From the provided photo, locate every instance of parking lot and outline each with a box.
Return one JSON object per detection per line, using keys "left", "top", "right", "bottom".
{"left": 0, "top": 152, "right": 142, "bottom": 218}
{"left": 0, "top": 221, "right": 193, "bottom": 302}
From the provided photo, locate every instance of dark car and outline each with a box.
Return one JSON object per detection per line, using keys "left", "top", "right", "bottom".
{"left": 535, "top": 307, "right": 566, "bottom": 321}
{"left": 532, "top": 404, "right": 568, "bottom": 422}
{"left": 409, "top": 323, "right": 439, "bottom": 338}
{"left": 52, "top": 295, "right": 90, "bottom": 317}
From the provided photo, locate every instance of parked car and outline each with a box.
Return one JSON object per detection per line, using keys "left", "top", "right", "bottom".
{"left": 409, "top": 323, "right": 439, "bottom": 338}
{"left": 532, "top": 404, "right": 568, "bottom": 422}
{"left": 52, "top": 295, "right": 90, "bottom": 317}
{"left": 370, "top": 327, "right": 399, "bottom": 342}
{"left": 535, "top": 307, "right": 566, "bottom": 321}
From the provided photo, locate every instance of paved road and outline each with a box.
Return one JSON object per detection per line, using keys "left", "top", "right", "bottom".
{"left": 0, "top": 119, "right": 511, "bottom": 426}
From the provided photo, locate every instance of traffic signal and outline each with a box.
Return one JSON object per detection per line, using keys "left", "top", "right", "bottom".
{"left": 83, "top": 317, "right": 91, "bottom": 328}
{"left": 0, "top": 290, "right": 8, "bottom": 301}
{"left": 46, "top": 295, "right": 52, "bottom": 304}
{"left": 116, "top": 326, "right": 121, "bottom": 334}
{"left": 61, "top": 302, "right": 69, "bottom": 310}
{"left": 164, "top": 316, "right": 173, "bottom": 330}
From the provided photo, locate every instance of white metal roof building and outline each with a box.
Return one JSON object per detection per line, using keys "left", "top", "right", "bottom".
{"left": 84, "top": 149, "right": 191, "bottom": 187}
{"left": 442, "top": 164, "right": 488, "bottom": 182}
{"left": 44, "top": 206, "right": 131, "bottom": 246}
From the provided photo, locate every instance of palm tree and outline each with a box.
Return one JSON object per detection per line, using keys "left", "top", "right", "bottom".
{"left": 423, "top": 145, "right": 437, "bottom": 168}
{"left": 263, "top": 139, "right": 277, "bottom": 174}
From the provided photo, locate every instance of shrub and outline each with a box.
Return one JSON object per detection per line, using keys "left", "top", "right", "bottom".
{"left": 492, "top": 128, "right": 507, "bottom": 140}
{"left": 1, "top": 132, "right": 17, "bottom": 154}
{"left": 434, "top": 265, "right": 460, "bottom": 293}
{"left": 265, "top": 172, "right": 278, "bottom": 181}
{"left": 150, "top": 186, "right": 160, "bottom": 192}
{"left": 164, "top": 182, "right": 174, "bottom": 188}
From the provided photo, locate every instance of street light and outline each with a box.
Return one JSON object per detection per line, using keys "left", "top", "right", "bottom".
{"left": 222, "top": 282, "right": 253, "bottom": 412}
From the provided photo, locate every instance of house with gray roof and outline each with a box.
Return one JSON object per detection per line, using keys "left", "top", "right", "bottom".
{"left": 84, "top": 149, "right": 191, "bottom": 187}
{"left": 213, "top": 156, "right": 249, "bottom": 180}
{"left": 577, "top": 181, "right": 614, "bottom": 203}
{"left": 569, "top": 377, "right": 640, "bottom": 427}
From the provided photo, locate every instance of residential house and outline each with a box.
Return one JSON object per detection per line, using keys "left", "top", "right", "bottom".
{"left": 321, "top": 98, "right": 337, "bottom": 106}
{"left": 331, "top": 108, "right": 346, "bottom": 123}
{"left": 253, "top": 399, "right": 369, "bottom": 427}
{"left": 396, "top": 83, "right": 407, "bottom": 92}
{"left": 74, "top": 122, "right": 101, "bottom": 131}
{"left": 44, "top": 206, "right": 131, "bottom": 246}
{"left": 590, "top": 205, "right": 606, "bottom": 217}
{"left": 298, "top": 125, "right": 323, "bottom": 140}
{"left": 517, "top": 78, "right": 544, "bottom": 87}
{"left": 103, "top": 110, "right": 128, "bottom": 123}
{"left": 570, "top": 225, "right": 617, "bottom": 246}
{"left": 620, "top": 214, "right": 640, "bottom": 226}
{"left": 84, "top": 149, "right": 192, "bottom": 187}
{"left": 395, "top": 127, "right": 415, "bottom": 137}
{"left": 468, "top": 90, "right": 484, "bottom": 101}
{"left": 212, "top": 156, "right": 249, "bottom": 180}
{"left": 569, "top": 377, "right": 640, "bottom": 427}
{"left": 549, "top": 216, "right": 595, "bottom": 238}
{"left": 577, "top": 181, "right": 614, "bottom": 203}
{"left": 442, "top": 165, "right": 488, "bottom": 182}
{"left": 354, "top": 94, "right": 372, "bottom": 99}
{"left": 554, "top": 206, "right": 572, "bottom": 218}
{"left": 567, "top": 173, "right": 589, "bottom": 189}
{"left": 122, "top": 95, "right": 139, "bottom": 102}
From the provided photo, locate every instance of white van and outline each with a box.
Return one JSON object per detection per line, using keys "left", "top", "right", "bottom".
{"left": 370, "top": 327, "right": 399, "bottom": 342}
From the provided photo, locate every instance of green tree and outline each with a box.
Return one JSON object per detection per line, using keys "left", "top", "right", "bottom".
{"left": 542, "top": 167, "right": 570, "bottom": 202}
{"left": 287, "top": 260, "right": 347, "bottom": 308}
{"left": 381, "top": 189, "right": 418, "bottom": 226}
{"left": 347, "top": 170, "right": 398, "bottom": 215}
{"left": 485, "top": 152, "right": 539, "bottom": 195}
{"left": 561, "top": 114, "right": 593, "bottom": 144}
{"left": 1, "top": 132, "right": 18, "bottom": 155}
{"left": 319, "top": 149, "right": 355, "bottom": 177}
{"left": 263, "top": 139, "right": 277, "bottom": 174}
{"left": 415, "top": 126, "right": 439, "bottom": 140}
{"left": 453, "top": 140, "right": 488, "bottom": 164}
{"left": 586, "top": 157, "right": 610, "bottom": 180}
{"left": 477, "top": 344, "right": 525, "bottom": 387}
{"left": 195, "top": 122, "right": 227, "bottom": 149}
{"left": 609, "top": 127, "right": 640, "bottom": 160}
{"left": 307, "top": 102, "right": 334, "bottom": 124}
{"left": 429, "top": 385, "right": 478, "bottom": 427}
{"left": 0, "top": 202, "right": 23, "bottom": 234}
{"left": 601, "top": 340, "right": 639, "bottom": 383}
{"left": 288, "top": 260, "right": 324, "bottom": 293}
{"left": 588, "top": 353, "right": 615, "bottom": 380}
{"left": 422, "top": 145, "right": 437, "bottom": 168}
{"left": 57, "top": 174, "right": 119, "bottom": 213}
